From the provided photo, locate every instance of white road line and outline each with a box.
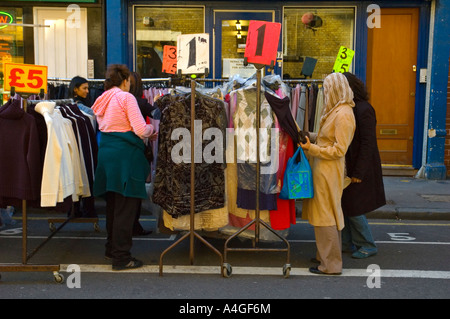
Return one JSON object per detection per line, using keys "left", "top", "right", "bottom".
{"left": 59, "top": 264, "right": 450, "bottom": 279}
{"left": 1, "top": 233, "right": 449, "bottom": 245}
{"left": 0, "top": 234, "right": 177, "bottom": 241}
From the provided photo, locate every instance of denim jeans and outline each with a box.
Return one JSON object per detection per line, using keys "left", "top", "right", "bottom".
{"left": 0, "top": 207, "right": 16, "bottom": 226}
{"left": 342, "top": 215, "right": 377, "bottom": 253}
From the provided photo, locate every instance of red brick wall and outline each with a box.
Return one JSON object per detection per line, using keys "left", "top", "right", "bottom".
{"left": 446, "top": 62, "right": 450, "bottom": 177}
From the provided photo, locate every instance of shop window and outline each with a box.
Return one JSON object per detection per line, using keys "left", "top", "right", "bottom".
{"left": 283, "top": 7, "right": 355, "bottom": 79}
{"left": 0, "top": 8, "right": 24, "bottom": 91}
{"left": 134, "top": 6, "right": 204, "bottom": 78}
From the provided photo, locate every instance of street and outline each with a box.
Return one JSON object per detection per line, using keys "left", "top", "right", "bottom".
{"left": 0, "top": 213, "right": 449, "bottom": 300}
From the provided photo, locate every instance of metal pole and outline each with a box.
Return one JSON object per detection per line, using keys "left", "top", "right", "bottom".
{"left": 255, "top": 67, "right": 262, "bottom": 244}
{"left": 190, "top": 79, "right": 196, "bottom": 265}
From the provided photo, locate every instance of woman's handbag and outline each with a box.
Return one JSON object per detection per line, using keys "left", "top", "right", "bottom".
{"left": 279, "top": 146, "right": 314, "bottom": 199}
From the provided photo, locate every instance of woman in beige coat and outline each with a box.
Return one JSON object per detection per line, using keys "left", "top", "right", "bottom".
{"left": 300, "top": 72, "right": 356, "bottom": 275}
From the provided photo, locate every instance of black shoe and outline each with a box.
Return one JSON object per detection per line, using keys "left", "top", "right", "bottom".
{"left": 309, "top": 266, "right": 341, "bottom": 275}
{"left": 112, "top": 258, "right": 143, "bottom": 271}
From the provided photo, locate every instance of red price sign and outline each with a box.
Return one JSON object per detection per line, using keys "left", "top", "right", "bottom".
{"left": 3, "top": 63, "right": 48, "bottom": 94}
{"left": 162, "top": 45, "right": 177, "bottom": 75}
{"left": 244, "top": 21, "right": 281, "bottom": 67}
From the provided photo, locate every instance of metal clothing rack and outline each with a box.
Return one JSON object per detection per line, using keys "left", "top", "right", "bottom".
{"left": 0, "top": 92, "right": 63, "bottom": 283}
{"left": 222, "top": 65, "right": 292, "bottom": 278}
{"left": 159, "top": 79, "right": 223, "bottom": 276}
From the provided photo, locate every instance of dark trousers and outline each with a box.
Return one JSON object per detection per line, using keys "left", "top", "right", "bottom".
{"left": 105, "top": 192, "right": 141, "bottom": 266}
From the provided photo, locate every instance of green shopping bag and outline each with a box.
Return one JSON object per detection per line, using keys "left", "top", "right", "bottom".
{"left": 279, "top": 146, "right": 314, "bottom": 199}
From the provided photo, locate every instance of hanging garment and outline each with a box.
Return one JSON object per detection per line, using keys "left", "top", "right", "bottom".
{"left": 0, "top": 99, "right": 42, "bottom": 206}
{"left": 270, "top": 133, "right": 296, "bottom": 230}
{"left": 308, "top": 84, "right": 318, "bottom": 132}
{"left": 152, "top": 92, "right": 227, "bottom": 218}
{"left": 295, "top": 85, "right": 307, "bottom": 131}
{"left": 35, "top": 101, "right": 87, "bottom": 206}
{"left": 264, "top": 91, "right": 300, "bottom": 146}
{"left": 313, "top": 86, "right": 324, "bottom": 133}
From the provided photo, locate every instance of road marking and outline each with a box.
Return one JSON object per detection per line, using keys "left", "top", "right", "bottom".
{"left": 0, "top": 234, "right": 177, "bottom": 241}
{"left": 1, "top": 233, "right": 449, "bottom": 245}
{"left": 288, "top": 239, "right": 450, "bottom": 245}
{"left": 59, "top": 264, "right": 450, "bottom": 279}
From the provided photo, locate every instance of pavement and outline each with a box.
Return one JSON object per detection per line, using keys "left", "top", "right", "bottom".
{"left": 367, "top": 176, "right": 450, "bottom": 220}
{"left": 291, "top": 175, "right": 450, "bottom": 221}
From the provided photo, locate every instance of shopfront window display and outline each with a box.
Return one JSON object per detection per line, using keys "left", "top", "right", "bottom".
{"left": 0, "top": 8, "right": 24, "bottom": 102}
{"left": 283, "top": 7, "right": 355, "bottom": 79}
{"left": 134, "top": 6, "right": 204, "bottom": 78}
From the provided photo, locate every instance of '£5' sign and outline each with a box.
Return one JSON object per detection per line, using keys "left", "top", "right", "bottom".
{"left": 3, "top": 63, "right": 48, "bottom": 94}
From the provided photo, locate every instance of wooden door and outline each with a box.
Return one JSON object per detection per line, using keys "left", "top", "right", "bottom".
{"left": 366, "top": 8, "right": 419, "bottom": 165}
{"left": 34, "top": 7, "right": 88, "bottom": 78}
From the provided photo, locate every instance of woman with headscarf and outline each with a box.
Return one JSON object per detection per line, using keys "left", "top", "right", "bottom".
{"left": 300, "top": 72, "right": 356, "bottom": 275}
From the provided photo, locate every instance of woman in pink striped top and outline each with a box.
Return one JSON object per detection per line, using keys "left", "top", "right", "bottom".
{"left": 92, "top": 64, "right": 155, "bottom": 271}
{"left": 92, "top": 66, "right": 154, "bottom": 138}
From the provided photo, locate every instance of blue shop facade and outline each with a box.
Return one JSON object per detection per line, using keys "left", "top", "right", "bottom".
{"left": 4, "top": 0, "right": 450, "bottom": 179}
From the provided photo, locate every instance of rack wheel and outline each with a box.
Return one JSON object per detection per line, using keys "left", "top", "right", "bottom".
{"left": 53, "top": 272, "right": 64, "bottom": 284}
{"left": 49, "top": 223, "right": 56, "bottom": 232}
{"left": 94, "top": 222, "right": 100, "bottom": 232}
{"left": 283, "top": 264, "right": 291, "bottom": 278}
{"left": 222, "top": 263, "right": 232, "bottom": 278}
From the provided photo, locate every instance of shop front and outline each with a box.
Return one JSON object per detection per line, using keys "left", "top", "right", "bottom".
{"left": 1, "top": 0, "right": 448, "bottom": 179}
{"left": 108, "top": 0, "right": 447, "bottom": 178}
{"left": 0, "top": 0, "right": 105, "bottom": 82}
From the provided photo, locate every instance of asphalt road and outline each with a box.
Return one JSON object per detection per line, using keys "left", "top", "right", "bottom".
{"left": 0, "top": 214, "right": 449, "bottom": 301}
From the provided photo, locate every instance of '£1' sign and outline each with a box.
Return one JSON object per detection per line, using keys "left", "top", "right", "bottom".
{"left": 3, "top": 63, "right": 48, "bottom": 94}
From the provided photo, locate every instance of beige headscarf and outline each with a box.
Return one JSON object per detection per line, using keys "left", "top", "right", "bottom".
{"left": 320, "top": 72, "right": 355, "bottom": 128}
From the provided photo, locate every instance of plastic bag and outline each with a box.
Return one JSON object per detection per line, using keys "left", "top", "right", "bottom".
{"left": 279, "top": 146, "right": 313, "bottom": 199}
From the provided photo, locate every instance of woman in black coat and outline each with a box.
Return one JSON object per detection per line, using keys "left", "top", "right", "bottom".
{"left": 341, "top": 72, "right": 386, "bottom": 259}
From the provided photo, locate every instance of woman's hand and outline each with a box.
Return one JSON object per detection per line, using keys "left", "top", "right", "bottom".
{"left": 351, "top": 177, "right": 362, "bottom": 183}
{"left": 149, "top": 131, "right": 158, "bottom": 141}
{"left": 300, "top": 135, "right": 311, "bottom": 150}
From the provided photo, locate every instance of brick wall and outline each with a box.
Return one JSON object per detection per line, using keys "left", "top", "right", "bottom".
{"left": 445, "top": 61, "right": 450, "bottom": 177}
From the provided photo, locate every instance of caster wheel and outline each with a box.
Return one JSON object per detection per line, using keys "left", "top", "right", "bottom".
{"left": 222, "top": 263, "right": 232, "bottom": 278}
{"left": 53, "top": 272, "right": 65, "bottom": 284}
{"left": 283, "top": 264, "right": 291, "bottom": 278}
{"left": 49, "top": 223, "right": 56, "bottom": 232}
{"left": 94, "top": 223, "right": 100, "bottom": 232}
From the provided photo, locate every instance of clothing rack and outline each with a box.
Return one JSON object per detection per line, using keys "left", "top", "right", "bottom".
{"left": 47, "top": 77, "right": 172, "bottom": 83}
{"left": 222, "top": 66, "right": 291, "bottom": 278}
{"left": 27, "top": 98, "right": 100, "bottom": 233}
{"left": 158, "top": 79, "right": 223, "bottom": 276}
{"left": 0, "top": 92, "right": 63, "bottom": 283}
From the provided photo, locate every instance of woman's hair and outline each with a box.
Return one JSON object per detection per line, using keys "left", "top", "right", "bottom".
{"left": 343, "top": 72, "right": 369, "bottom": 101}
{"left": 68, "top": 76, "right": 88, "bottom": 98}
{"left": 104, "top": 64, "right": 131, "bottom": 90}
{"left": 129, "top": 71, "right": 143, "bottom": 98}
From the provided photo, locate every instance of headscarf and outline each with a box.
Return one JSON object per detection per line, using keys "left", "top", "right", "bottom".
{"left": 320, "top": 72, "right": 355, "bottom": 128}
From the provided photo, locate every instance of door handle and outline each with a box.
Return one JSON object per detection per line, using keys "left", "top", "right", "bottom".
{"left": 412, "top": 65, "right": 417, "bottom": 72}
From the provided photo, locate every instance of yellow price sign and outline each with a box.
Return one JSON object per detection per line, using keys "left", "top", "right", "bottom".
{"left": 332, "top": 46, "right": 355, "bottom": 73}
{"left": 3, "top": 62, "right": 48, "bottom": 94}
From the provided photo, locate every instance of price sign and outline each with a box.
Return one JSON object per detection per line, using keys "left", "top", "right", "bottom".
{"left": 177, "top": 33, "right": 209, "bottom": 75}
{"left": 162, "top": 45, "right": 177, "bottom": 75}
{"left": 3, "top": 63, "right": 48, "bottom": 94}
{"left": 244, "top": 21, "right": 281, "bottom": 67}
{"left": 332, "top": 46, "right": 355, "bottom": 73}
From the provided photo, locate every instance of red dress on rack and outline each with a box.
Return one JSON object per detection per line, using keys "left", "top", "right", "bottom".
{"left": 269, "top": 133, "right": 296, "bottom": 230}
